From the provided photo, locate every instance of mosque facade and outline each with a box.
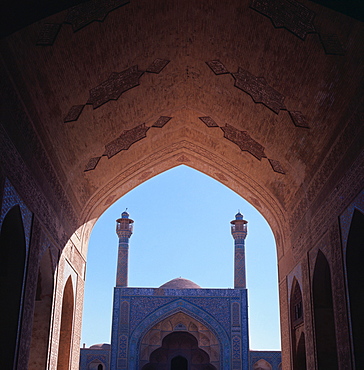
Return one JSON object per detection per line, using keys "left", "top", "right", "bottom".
{"left": 79, "top": 212, "right": 281, "bottom": 369}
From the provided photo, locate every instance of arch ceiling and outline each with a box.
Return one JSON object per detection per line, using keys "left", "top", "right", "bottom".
{"left": 1, "top": 0, "right": 363, "bottom": 254}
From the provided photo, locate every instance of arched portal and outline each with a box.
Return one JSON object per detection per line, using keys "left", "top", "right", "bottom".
{"left": 346, "top": 209, "right": 364, "bottom": 368}
{"left": 0, "top": 205, "right": 27, "bottom": 369}
{"left": 144, "top": 331, "right": 216, "bottom": 370}
{"left": 313, "top": 250, "right": 338, "bottom": 369}
{"left": 57, "top": 276, "right": 74, "bottom": 370}
{"left": 139, "top": 310, "right": 220, "bottom": 368}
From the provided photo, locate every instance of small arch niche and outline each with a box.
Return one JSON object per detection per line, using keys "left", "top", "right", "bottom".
{"left": 312, "top": 250, "right": 338, "bottom": 369}
{"left": 0, "top": 205, "right": 27, "bottom": 368}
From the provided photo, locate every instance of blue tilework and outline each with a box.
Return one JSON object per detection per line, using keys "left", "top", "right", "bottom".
{"left": 249, "top": 350, "right": 282, "bottom": 369}
{"left": 0, "top": 178, "right": 32, "bottom": 253}
{"left": 79, "top": 348, "right": 111, "bottom": 369}
{"left": 127, "top": 299, "right": 232, "bottom": 369}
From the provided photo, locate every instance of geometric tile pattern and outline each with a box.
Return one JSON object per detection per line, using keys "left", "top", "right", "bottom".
{"left": 146, "top": 59, "right": 170, "bottom": 74}
{"left": 65, "top": 59, "right": 170, "bottom": 122}
{"left": 232, "top": 335, "right": 241, "bottom": 359}
{"left": 206, "top": 59, "right": 311, "bottom": 129}
{"left": 37, "top": 0, "right": 130, "bottom": 45}
{"left": 268, "top": 159, "right": 285, "bottom": 174}
{"left": 288, "top": 110, "right": 310, "bottom": 128}
{"left": 36, "top": 23, "right": 62, "bottom": 46}
{"left": 64, "top": 105, "right": 85, "bottom": 123}
{"left": 199, "top": 116, "right": 219, "bottom": 127}
{"left": 250, "top": 0, "right": 316, "bottom": 40}
{"left": 250, "top": 0, "right": 345, "bottom": 55}
{"left": 0, "top": 178, "right": 33, "bottom": 253}
{"left": 250, "top": 350, "right": 282, "bottom": 369}
{"left": 233, "top": 68, "right": 286, "bottom": 114}
{"left": 84, "top": 157, "right": 101, "bottom": 172}
{"left": 152, "top": 116, "right": 172, "bottom": 128}
{"left": 65, "top": 0, "right": 130, "bottom": 31}
{"left": 87, "top": 66, "right": 145, "bottom": 109}
{"left": 197, "top": 116, "right": 286, "bottom": 175}
{"left": 221, "top": 124, "right": 267, "bottom": 160}
{"left": 232, "top": 302, "right": 241, "bottom": 327}
{"left": 319, "top": 34, "right": 345, "bottom": 55}
{"left": 235, "top": 249, "right": 247, "bottom": 289}
{"left": 205, "top": 60, "right": 230, "bottom": 75}
{"left": 104, "top": 124, "right": 150, "bottom": 159}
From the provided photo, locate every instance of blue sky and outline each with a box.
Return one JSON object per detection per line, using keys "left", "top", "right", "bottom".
{"left": 81, "top": 165, "right": 281, "bottom": 350}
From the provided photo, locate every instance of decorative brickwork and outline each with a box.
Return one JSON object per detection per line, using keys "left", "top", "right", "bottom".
{"left": 234, "top": 249, "right": 247, "bottom": 288}
{"left": 250, "top": 351, "right": 282, "bottom": 369}
{"left": 36, "top": 23, "right": 62, "bottom": 46}
{"left": 104, "top": 124, "right": 150, "bottom": 159}
{"left": 329, "top": 222, "right": 353, "bottom": 367}
{"left": 221, "top": 124, "right": 266, "bottom": 160}
{"left": 119, "top": 301, "right": 129, "bottom": 333}
{"left": 37, "top": 0, "right": 130, "bottom": 45}
{"left": 88, "top": 66, "right": 144, "bottom": 109}
{"left": 206, "top": 60, "right": 230, "bottom": 75}
{"left": 146, "top": 59, "right": 170, "bottom": 74}
{"left": 233, "top": 68, "right": 286, "bottom": 114}
{"left": 65, "top": 60, "right": 170, "bottom": 123}
{"left": 232, "top": 302, "right": 241, "bottom": 327}
{"left": 290, "top": 109, "right": 364, "bottom": 232}
{"left": 152, "top": 116, "right": 172, "bottom": 128}
{"left": 207, "top": 61, "right": 310, "bottom": 129}
{"left": 269, "top": 159, "right": 285, "bottom": 174}
{"left": 65, "top": 0, "right": 130, "bottom": 31}
{"left": 250, "top": 0, "right": 316, "bottom": 40}
{"left": 288, "top": 111, "right": 310, "bottom": 128}
{"left": 17, "top": 217, "right": 42, "bottom": 369}
{"left": 84, "top": 157, "right": 101, "bottom": 172}
{"left": 64, "top": 105, "right": 85, "bottom": 123}
{"left": 232, "top": 335, "right": 241, "bottom": 359}
{"left": 0, "top": 178, "right": 33, "bottom": 251}
{"left": 319, "top": 34, "right": 345, "bottom": 55}
{"left": 199, "top": 116, "right": 219, "bottom": 127}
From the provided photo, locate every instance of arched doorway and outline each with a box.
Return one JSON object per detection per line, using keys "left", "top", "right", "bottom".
{"left": 313, "top": 250, "right": 338, "bottom": 369}
{"left": 57, "top": 276, "right": 74, "bottom": 370}
{"left": 143, "top": 331, "right": 216, "bottom": 370}
{"left": 171, "top": 355, "right": 188, "bottom": 370}
{"left": 346, "top": 209, "right": 364, "bottom": 368}
{"left": 290, "top": 279, "right": 306, "bottom": 369}
{"left": 0, "top": 205, "right": 27, "bottom": 369}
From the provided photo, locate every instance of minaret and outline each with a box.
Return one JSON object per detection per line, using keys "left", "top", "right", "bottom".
{"left": 115, "top": 210, "right": 134, "bottom": 287}
{"left": 231, "top": 211, "right": 248, "bottom": 289}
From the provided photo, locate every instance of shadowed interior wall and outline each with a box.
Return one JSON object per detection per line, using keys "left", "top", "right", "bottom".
{"left": 290, "top": 279, "right": 306, "bottom": 369}
{"left": 28, "top": 248, "right": 54, "bottom": 369}
{"left": 346, "top": 209, "right": 364, "bottom": 368}
{"left": 313, "top": 251, "right": 338, "bottom": 369}
{"left": 0, "top": 205, "right": 26, "bottom": 369}
{"left": 57, "top": 277, "right": 74, "bottom": 370}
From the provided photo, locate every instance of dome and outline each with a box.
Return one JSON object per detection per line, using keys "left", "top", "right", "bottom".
{"left": 159, "top": 278, "right": 201, "bottom": 289}
{"left": 235, "top": 211, "right": 244, "bottom": 220}
{"left": 89, "top": 343, "right": 111, "bottom": 349}
{"left": 121, "top": 210, "right": 129, "bottom": 218}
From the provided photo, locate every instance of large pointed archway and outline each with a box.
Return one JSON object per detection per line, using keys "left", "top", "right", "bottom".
{"left": 1, "top": 0, "right": 363, "bottom": 368}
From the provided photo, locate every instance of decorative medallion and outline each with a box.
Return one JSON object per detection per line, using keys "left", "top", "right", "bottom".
{"left": 37, "top": 0, "right": 130, "bottom": 45}
{"left": 65, "top": 59, "right": 170, "bottom": 122}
